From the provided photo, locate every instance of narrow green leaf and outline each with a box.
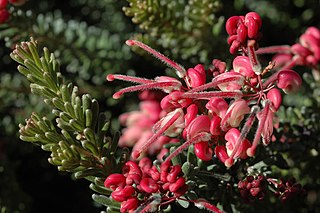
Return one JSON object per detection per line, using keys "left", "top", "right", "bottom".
{"left": 89, "top": 183, "right": 110, "bottom": 195}
{"left": 74, "top": 168, "right": 101, "bottom": 179}
{"left": 92, "top": 194, "right": 120, "bottom": 208}
{"left": 85, "top": 109, "right": 93, "bottom": 128}
{"left": 84, "top": 128, "right": 96, "bottom": 143}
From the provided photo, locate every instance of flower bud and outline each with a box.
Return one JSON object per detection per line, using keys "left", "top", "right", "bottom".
{"left": 120, "top": 197, "right": 139, "bottom": 213}
{"left": 167, "top": 165, "right": 182, "bottom": 183}
{"left": 186, "top": 64, "right": 206, "bottom": 88}
{"left": 226, "top": 16, "right": 240, "bottom": 35}
{"left": 276, "top": 69, "right": 302, "bottom": 94}
{"left": 267, "top": 88, "right": 282, "bottom": 112}
{"left": 169, "top": 177, "right": 186, "bottom": 192}
{"left": 111, "top": 186, "right": 135, "bottom": 202}
{"left": 244, "top": 12, "right": 262, "bottom": 38}
{"left": 104, "top": 174, "right": 126, "bottom": 190}
{"left": 194, "top": 141, "right": 213, "bottom": 161}
{"left": 140, "top": 177, "right": 159, "bottom": 193}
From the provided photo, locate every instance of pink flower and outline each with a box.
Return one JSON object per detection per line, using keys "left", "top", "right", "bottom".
{"left": 233, "top": 56, "right": 256, "bottom": 78}
{"left": 221, "top": 99, "right": 250, "bottom": 130}
{"left": 186, "top": 64, "right": 206, "bottom": 88}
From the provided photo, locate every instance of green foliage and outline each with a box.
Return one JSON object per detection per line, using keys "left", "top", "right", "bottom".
{"left": 0, "top": 10, "right": 132, "bottom": 86}
{"left": 123, "top": 0, "right": 226, "bottom": 64}
{"left": 10, "top": 38, "right": 126, "bottom": 210}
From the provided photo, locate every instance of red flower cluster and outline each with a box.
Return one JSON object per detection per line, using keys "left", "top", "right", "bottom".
{"left": 104, "top": 159, "right": 188, "bottom": 212}
{"left": 0, "top": 0, "right": 26, "bottom": 23}
{"left": 107, "top": 37, "right": 302, "bottom": 167}
{"left": 238, "top": 175, "right": 266, "bottom": 202}
{"left": 226, "top": 12, "right": 262, "bottom": 54}
{"left": 268, "top": 178, "right": 306, "bottom": 203}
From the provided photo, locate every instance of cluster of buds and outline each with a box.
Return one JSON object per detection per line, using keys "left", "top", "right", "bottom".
{"left": 226, "top": 12, "right": 262, "bottom": 54}
{"left": 257, "top": 27, "right": 320, "bottom": 72}
{"left": 104, "top": 159, "right": 188, "bottom": 212}
{"left": 238, "top": 175, "right": 266, "bottom": 202}
{"left": 0, "top": 0, "right": 26, "bottom": 23}
{"left": 118, "top": 90, "right": 178, "bottom": 159}
{"left": 267, "top": 178, "right": 306, "bottom": 203}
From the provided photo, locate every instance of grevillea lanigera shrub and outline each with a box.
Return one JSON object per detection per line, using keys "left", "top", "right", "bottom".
{"left": 8, "top": 7, "right": 320, "bottom": 213}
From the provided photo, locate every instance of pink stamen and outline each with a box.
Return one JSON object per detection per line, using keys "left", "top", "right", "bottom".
{"left": 126, "top": 40, "right": 186, "bottom": 78}
{"left": 182, "top": 91, "right": 242, "bottom": 100}
{"left": 256, "top": 45, "right": 292, "bottom": 54}
{"left": 186, "top": 76, "right": 244, "bottom": 93}
{"left": 247, "top": 102, "right": 270, "bottom": 157}
{"left": 163, "top": 132, "right": 211, "bottom": 165}
{"left": 112, "top": 81, "right": 182, "bottom": 99}
{"left": 132, "top": 110, "right": 182, "bottom": 160}
{"left": 194, "top": 199, "right": 225, "bottom": 213}
{"left": 106, "top": 74, "right": 154, "bottom": 84}
{"left": 248, "top": 40, "right": 261, "bottom": 75}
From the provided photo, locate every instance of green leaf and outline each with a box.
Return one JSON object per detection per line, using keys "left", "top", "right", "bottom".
{"left": 92, "top": 194, "right": 120, "bottom": 209}
{"left": 177, "top": 197, "right": 190, "bottom": 208}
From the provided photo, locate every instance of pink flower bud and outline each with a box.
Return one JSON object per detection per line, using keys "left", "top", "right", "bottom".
{"left": 267, "top": 88, "right": 282, "bottom": 112}
{"left": 226, "top": 16, "right": 240, "bottom": 35}
{"left": 184, "top": 104, "right": 198, "bottom": 127}
{"left": 233, "top": 56, "right": 256, "bottom": 78}
{"left": 236, "top": 23, "right": 247, "bottom": 43}
{"left": 194, "top": 141, "right": 213, "bottom": 161}
{"left": 186, "top": 64, "right": 206, "bottom": 88}
{"left": 120, "top": 197, "right": 139, "bottom": 213}
{"left": 206, "top": 97, "right": 228, "bottom": 118}
{"left": 169, "top": 177, "right": 186, "bottom": 192}
{"left": 104, "top": 174, "right": 126, "bottom": 190}
{"left": 276, "top": 69, "right": 302, "bottom": 94}
{"left": 111, "top": 186, "right": 135, "bottom": 202}
{"left": 148, "top": 166, "right": 160, "bottom": 181}
{"left": 244, "top": 12, "right": 262, "bottom": 38}
{"left": 160, "top": 161, "right": 171, "bottom": 182}
{"left": 214, "top": 145, "right": 229, "bottom": 163}
{"left": 210, "top": 116, "right": 222, "bottom": 136}
{"left": 138, "top": 157, "right": 152, "bottom": 174}
{"left": 211, "top": 59, "right": 226, "bottom": 74}
{"left": 225, "top": 128, "right": 251, "bottom": 159}
{"left": 123, "top": 161, "right": 142, "bottom": 185}
{"left": 167, "top": 165, "right": 182, "bottom": 183}
{"left": 140, "top": 177, "right": 159, "bottom": 193}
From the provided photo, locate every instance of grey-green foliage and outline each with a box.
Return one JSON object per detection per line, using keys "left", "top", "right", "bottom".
{"left": 123, "top": 0, "right": 225, "bottom": 64}
{"left": 10, "top": 38, "right": 127, "bottom": 211}
{"left": 0, "top": 9, "right": 132, "bottom": 86}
